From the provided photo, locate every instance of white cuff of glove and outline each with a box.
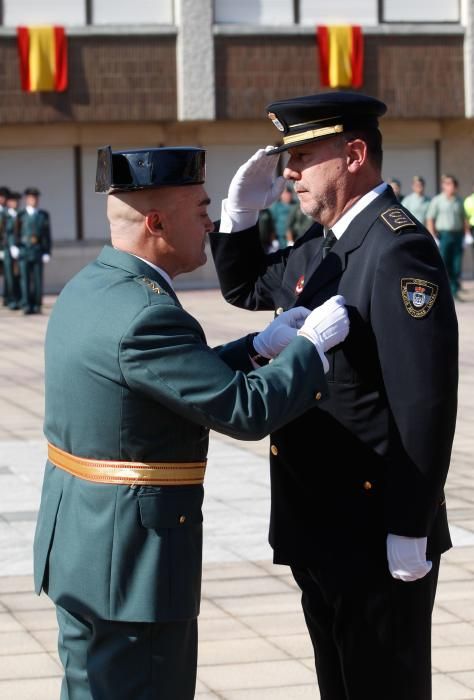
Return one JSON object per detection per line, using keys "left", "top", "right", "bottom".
{"left": 10, "top": 245, "right": 20, "bottom": 260}
{"left": 219, "top": 199, "right": 260, "bottom": 233}
{"left": 386, "top": 534, "right": 432, "bottom": 582}
{"left": 42, "top": 253, "right": 51, "bottom": 263}
{"left": 297, "top": 334, "right": 330, "bottom": 373}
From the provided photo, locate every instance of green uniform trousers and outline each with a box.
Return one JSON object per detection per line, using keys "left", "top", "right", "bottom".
{"left": 56, "top": 605, "right": 198, "bottom": 700}
{"left": 438, "top": 230, "right": 464, "bottom": 296}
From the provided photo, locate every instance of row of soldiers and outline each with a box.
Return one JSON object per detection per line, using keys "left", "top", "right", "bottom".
{"left": 0, "top": 186, "right": 52, "bottom": 314}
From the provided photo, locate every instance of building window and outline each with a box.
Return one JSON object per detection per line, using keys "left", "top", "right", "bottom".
{"left": 3, "top": 0, "right": 86, "bottom": 26}
{"left": 381, "top": 0, "right": 460, "bottom": 23}
{"left": 92, "top": 0, "right": 173, "bottom": 25}
{"left": 214, "top": 0, "right": 294, "bottom": 24}
{"left": 299, "top": 0, "right": 377, "bottom": 26}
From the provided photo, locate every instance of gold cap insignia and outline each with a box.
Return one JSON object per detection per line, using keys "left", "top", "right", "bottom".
{"left": 401, "top": 278, "right": 438, "bottom": 318}
{"left": 268, "top": 112, "right": 285, "bottom": 132}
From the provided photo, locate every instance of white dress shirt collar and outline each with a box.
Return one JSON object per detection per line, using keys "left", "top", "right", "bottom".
{"left": 329, "top": 182, "right": 388, "bottom": 239}
{"left": 130, "top": 254, "right": 174, "bottom": 290}
{"left": 26, "top": 205, "right": 36, "bottom": 215}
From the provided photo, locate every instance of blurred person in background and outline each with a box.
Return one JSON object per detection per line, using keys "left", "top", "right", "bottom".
{"left": 402, "top": 175, "right": 431, "bottom": 226}
{"left": 269, "top": 183, "right": 295, "bottom": 249}
{"left": 3, "top": 191, "right": 22, "bottom": 309}
{"left": 426, "top": 174, "right": 468, "bottom": 300}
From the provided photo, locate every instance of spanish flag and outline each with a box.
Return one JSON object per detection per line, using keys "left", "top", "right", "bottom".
{"left": 317, "top": 26, "right": 363, "bottom": 89}
{"left": 17, "top": 26, "right": 68, "bottom": 92}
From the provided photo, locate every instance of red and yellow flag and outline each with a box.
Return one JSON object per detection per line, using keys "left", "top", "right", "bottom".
{"left": 317, "top": 25, "right": 363, "bottom": 89}
{"left": 17, "top": 26, "right": 68, "bottom": 92}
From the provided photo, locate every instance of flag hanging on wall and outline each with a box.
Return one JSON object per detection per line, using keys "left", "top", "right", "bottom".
{"left": 317, "top": 25, "right": 363, "bottom": 89}
{"left": 17, "top": 26, "right": 68, "bottom": 92}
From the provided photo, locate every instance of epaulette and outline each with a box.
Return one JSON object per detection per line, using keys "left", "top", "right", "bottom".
{"left": 380, "top": 207, "right": 417, "bottom": 234}
{"left": 137, "top": 276, "right": 167, "bottom": 296}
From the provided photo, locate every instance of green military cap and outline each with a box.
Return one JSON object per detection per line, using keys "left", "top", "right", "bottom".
{"left": 265, "top": 91, "right": 387, "bottom": 154}
{"left": 95, "top": 146, "right": 206, "bottom": 194}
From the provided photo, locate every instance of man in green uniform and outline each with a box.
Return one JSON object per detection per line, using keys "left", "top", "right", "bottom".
{"left": 402, "top": 175, "right": 431, "bottom": 226}
{"left": 15, "top": 186, "right": 52, "bottom": 314}
{"left": 34, "top": 145, "right": 349, "bottom": 700}
{"left": 3, "top": 191, "right": 22, "bottom": 309}
{"left": 426, "top": 174, "right": 468, "bottom": 299}
{"left": 0, "top": 186, "right": 10, "bottom": 306}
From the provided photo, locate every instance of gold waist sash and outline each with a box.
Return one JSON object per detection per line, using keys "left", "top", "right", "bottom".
{"left": 47, "top": 442, "right": 206, "bottom": 486}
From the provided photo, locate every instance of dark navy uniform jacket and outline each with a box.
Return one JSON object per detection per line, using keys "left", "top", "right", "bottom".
{"left": 210, "top": 186, "right": 458, "bottom": 567}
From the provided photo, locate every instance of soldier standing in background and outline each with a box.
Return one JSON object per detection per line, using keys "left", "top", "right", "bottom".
{"left": 3, "top": 191, "right": 22, "bottom": 309}
{"left": 15, "top": 187, "right": 52, "bottom": 314}
{"left": 0, "top": 186, "right": 10, "bottom": 306}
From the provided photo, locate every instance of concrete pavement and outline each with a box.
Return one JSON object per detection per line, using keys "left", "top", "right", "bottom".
{"left": 0, "top": 284, "right": 473, "bottom": 699}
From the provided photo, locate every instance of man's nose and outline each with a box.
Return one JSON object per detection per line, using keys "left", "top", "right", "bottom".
{"left": 283, "top": 163, "right": 301, "bottom": 180}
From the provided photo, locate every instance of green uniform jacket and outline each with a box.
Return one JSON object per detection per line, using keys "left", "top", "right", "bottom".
{"left": 34, "top": 246, "right": 327, "bottom": 622}
{"left": 16, "top": 208, "right": 52, "bottom": 260}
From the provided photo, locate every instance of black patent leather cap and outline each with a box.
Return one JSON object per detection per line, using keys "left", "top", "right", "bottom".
{"left": 95, "top": 146, "right": 206, "bottom": 193}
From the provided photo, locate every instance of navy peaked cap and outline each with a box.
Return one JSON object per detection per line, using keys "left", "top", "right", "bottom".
{"left": 266, "top": 91, "right": 387, "bottom": 153}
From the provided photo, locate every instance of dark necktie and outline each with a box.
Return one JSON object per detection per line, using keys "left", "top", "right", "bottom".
{"left": 322, "top": 229, "right": 337, "bottom": 259}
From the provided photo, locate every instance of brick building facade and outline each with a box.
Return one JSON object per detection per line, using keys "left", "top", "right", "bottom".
{"left": 0, "top": 0, "right": 472, "bottom": 289}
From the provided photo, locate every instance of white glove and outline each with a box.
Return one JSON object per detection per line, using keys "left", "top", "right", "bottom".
{"left": 42, "top": 253, "right": 50, "bottom": 263}
{"left": 297, "top": 295, "right": 349, "bottom": 372}
{"left": 253, "top": 306, "right": 310, "bottom": 359}
{"left": 10, "top": 245, "right": 20, "bottom": 259}
{"left": 220, "top": 147, "right": 286, "bottom": 232}
{"left": 386, "top": 534, "right": 432, "bottom": 582}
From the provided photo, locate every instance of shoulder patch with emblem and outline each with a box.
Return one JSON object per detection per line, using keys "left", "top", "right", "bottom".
{"left": 381, "top": 208, "right": 417, "bottom": 233}
{"left": 401, "top": 278, "right": 438, "bottom": 318}
{"left": 139, "top": 276, "right": 163, "bottom": 295}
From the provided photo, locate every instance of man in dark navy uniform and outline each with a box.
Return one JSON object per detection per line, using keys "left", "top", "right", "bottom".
{"left": 210, "top": 92, "right": 458, "bottom": 700}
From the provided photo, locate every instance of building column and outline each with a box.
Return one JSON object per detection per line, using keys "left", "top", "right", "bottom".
{"left": 175, "top": 0, "right": 215, "bottom": 121}
{"left": 463, "top": 0, "right": 474, "bottom": 117}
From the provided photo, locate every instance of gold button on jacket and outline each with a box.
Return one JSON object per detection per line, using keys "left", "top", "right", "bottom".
{"left": 363, "top": 481, "right": 372, "bottom": 491}
{"left": 276, "top": 307, "right": 284, "bottom": 315}
{"left": 271, "top": 444, "right": 278, "bottom": 456}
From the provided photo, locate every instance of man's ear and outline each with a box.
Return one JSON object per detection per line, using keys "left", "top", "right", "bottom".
{"left": 145, "top": 210, "right": 164, "bottom": 236}
{"left": 345, "top": 138, "right": 367, "bottom": 174}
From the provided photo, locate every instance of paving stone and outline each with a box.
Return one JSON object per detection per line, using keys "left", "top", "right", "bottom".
{"left": 0, "top": 677, "right": 62, "bottom": 700}
{"left": 0, "top": 652, "right": 60, "bottom": 679}
{"left": 198, "top": 658, "right": 316, "bottom": 691}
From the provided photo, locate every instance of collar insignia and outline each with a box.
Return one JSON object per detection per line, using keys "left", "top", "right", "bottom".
{"left": 141, "top": 277, "right": 162, "bottom": 294}
{"left": 401, "top": 278, "right": 438, "bottom": 318}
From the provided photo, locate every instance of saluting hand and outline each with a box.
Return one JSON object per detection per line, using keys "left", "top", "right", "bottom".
{"left": 220, "top": 147, "right": 286, "bottom": 232}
